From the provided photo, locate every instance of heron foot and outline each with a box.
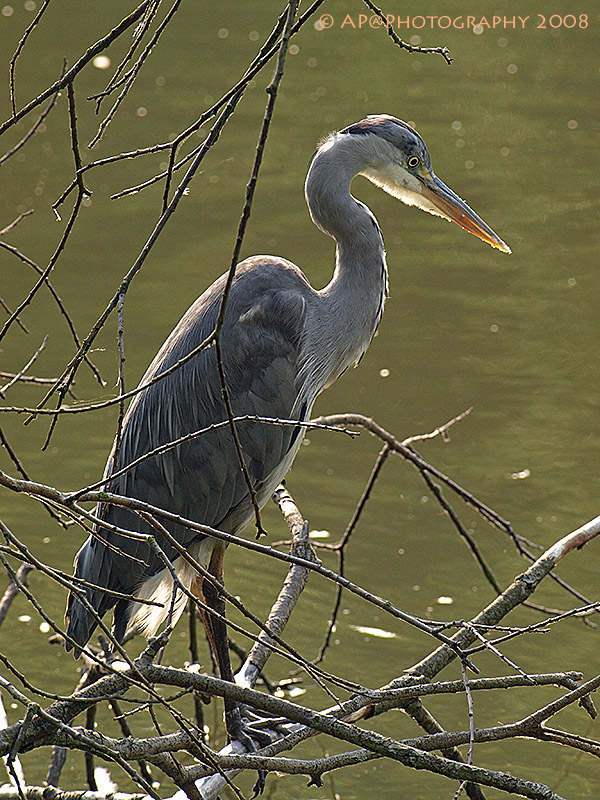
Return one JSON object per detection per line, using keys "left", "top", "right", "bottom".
{"left": 226, "top": 704, "right": 287, "bottom": 795}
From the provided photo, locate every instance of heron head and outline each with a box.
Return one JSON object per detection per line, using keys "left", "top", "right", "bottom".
{"left": 341, "top": 115, "right": 511, "bottom": 254}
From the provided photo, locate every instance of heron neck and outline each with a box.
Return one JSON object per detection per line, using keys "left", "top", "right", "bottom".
{"left": 305, "top": 138, "right": 389, "bottom": 348}
{"left": 295, "top": 139, "right": 390, "bottom": 404}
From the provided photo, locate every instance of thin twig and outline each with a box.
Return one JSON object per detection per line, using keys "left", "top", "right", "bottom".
{"left": 0, "top": 210, "right": 34, "bottom": 236}
{"left": 1, "top": 336, "right": 48, "bottom": 397}
{"left": 1, "top": 88, "right": 58, "bottom": 164}
{"left": 0, "top": 1, "right": 153, "bottom": 137}
{"left": 90, "top": 0, "right": 161, "bottom": 108}
{"left": 9, "top": 0, "right": 52, "bottom": 116}
{"left": 312, "top": 413, "right": 514, "bottom": 536}
{"left": 0, "top": 563, "right": 33, "bottom": 628}
{"left": 88, "top": 0, "right": 182, "bottom": 148}
{"left": 361, "top": 0, "right": 452, "bottom": 63}
{"left": 0, "top": 239, "right": 103, "bottom": 385}
{"left": 0, "top": 298, "right": 28, "bottom": 334}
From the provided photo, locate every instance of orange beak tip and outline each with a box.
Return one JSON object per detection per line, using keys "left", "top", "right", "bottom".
{"left": 492, "top": 239, "right": 512, "bottom": 255}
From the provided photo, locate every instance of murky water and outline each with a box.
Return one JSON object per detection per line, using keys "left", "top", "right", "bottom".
{"left": 1, "top": 2, "right": 599, "bottom": 798}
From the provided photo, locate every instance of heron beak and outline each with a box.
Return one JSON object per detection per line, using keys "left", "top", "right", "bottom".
{"left": 420, "top": 174, "right": 511, "bottom": 254}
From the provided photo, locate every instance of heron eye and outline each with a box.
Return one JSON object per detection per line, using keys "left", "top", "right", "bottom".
{"left": 407, "top": 155, "right": 420, "bottom": 168}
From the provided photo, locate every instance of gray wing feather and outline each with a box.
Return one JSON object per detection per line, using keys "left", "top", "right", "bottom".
{"left": 66, "top": 257, "right": 310, "bottom": 649}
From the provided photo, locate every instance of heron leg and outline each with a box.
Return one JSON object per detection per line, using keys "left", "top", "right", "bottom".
{"left": 191, "top": 545, "right": 251, "bottom": 736}
{"left": 197, "top": 543, "right": 239, "bottom": 731}
{"left": 192, "top": 543, "right": 271, "bottom": 794}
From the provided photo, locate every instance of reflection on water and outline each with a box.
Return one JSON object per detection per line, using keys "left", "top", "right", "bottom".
{"left": 1, "top": 2, "right": 598, "bottom": 797}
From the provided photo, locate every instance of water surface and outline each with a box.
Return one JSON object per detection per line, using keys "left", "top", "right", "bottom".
{"left": 1, "top": 2, "right": 598, "bottom": 797}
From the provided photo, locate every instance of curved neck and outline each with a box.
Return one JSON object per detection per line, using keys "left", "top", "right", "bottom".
{"left": 305, "top": 135, "right": 388, "bottom": 295}
{"left": 300, "top": 135, "right": 389, "bottom": 391}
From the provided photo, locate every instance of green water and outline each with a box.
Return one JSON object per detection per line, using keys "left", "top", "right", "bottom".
{"left": 1, "top": 2, "right": 599, "bottom": 798}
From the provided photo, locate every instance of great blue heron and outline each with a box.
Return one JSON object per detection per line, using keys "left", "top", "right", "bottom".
{"left": 66, "top": 114, "right": 509, "bottom": 741}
